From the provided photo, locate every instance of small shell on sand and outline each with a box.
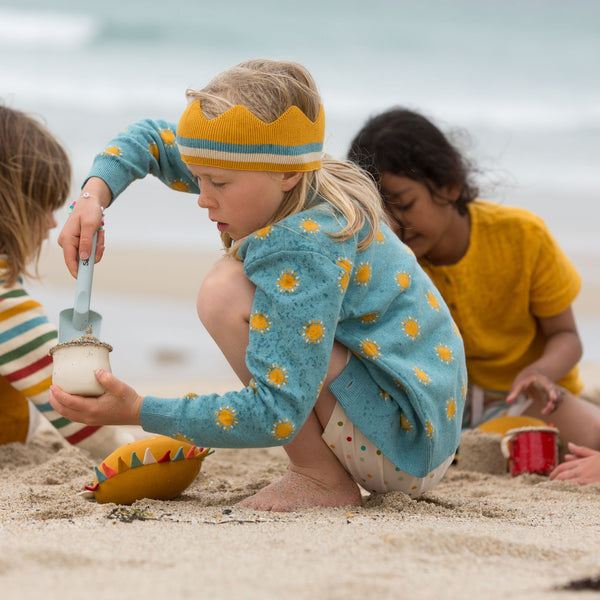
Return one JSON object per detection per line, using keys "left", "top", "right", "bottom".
{"left": 49, "top": 333, "right": 113, "bottom": 396}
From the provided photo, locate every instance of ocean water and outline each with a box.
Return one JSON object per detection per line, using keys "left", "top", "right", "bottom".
{"left": 1, "top": 0, "right": 599, "bottom": 383}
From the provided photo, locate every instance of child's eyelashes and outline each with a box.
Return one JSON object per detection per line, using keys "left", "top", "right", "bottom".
{"left": 386, "top": 199, "right": 415, "bottom": 212}
{"left": 196, "top": 176, "right": 227, "bottom": 189}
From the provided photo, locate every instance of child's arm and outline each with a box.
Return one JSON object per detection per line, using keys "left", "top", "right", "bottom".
{"left": 85, "top": 118, "right": 198, "bottom": 200}
{"left": 58, "top": 119, "right": 198, "bottom": 277}
{"left": 50, "top": 243, "right": 345, "bottom": 448}
{"left": 506, "top": 306, "right": 582, "bottom": 407}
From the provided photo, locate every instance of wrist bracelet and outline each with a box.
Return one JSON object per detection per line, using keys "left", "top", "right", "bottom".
{"left": 69, "top": 192, "right": 105, "bottom": 230}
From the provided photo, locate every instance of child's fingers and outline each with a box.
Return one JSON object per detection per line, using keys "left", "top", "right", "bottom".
{"left": 95, "top": 229, "right": 106, "bottom": 263}
{"left": 78, "top": 227, "right": 97, "bottom": 261}
{"left": 94, "top": 370, "right": 143, "bottom": 425}
{"left": 94, "top": 369, "right": 130, "bottom": 398}
{"left": 548, "top": 460, "right": 578, "bottom": 480}
{"left": 48, "top": 385, "right": 90, "bottom": 422}
{"left": 566, "top": 443, "right": 597, "bottom": 458}
{"left": 57, "top": 233, "right": 82, "bottom": 279}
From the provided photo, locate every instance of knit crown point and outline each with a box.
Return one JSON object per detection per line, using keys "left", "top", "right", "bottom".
{"left": 176, "top": 101, "right": 325, "bottom": 172}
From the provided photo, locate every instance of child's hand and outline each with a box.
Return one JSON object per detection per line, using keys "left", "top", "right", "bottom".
{"left": 49, "top": 369, "right": 143, "bottom": 427}
{"left": 549, "top": 443, "right": 600, "bottom": 485}
{"left": 506, "top": 371, "right": 565, "bottom": 415}
{"left": 57, "top": 178, "right": 110, "bottom": 278}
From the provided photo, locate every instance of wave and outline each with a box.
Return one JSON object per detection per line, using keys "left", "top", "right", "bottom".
{"left": 4, "top": 67, "right": 598, "bottom": 135}
{"left": 0, "top": 8, "right": 99, "bottom": 49}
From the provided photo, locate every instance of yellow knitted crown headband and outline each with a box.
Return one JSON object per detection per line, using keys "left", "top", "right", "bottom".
{"left": 176, "top": 101, "right": 325, "bottom": 172}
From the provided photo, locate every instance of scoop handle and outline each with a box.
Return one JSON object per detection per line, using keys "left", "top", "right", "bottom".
{"left": 72, "top": 232, "right": 97, "bottom": 330}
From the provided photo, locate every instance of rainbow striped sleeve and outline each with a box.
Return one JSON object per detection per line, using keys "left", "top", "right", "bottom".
{"left": 0, "top": 274, "right": 103, "bottom": 444}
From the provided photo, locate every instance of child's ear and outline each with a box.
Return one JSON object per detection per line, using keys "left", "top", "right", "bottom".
{"left": 444, "top": 184, "right": 461, "bottom": 203}
{"left": 281, "top": 172, "right": 303, "bottom": 191}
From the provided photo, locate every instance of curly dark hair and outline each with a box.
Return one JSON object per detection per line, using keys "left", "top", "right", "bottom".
{"left": 347, "top": 108, "right": 478, "bottom": 215}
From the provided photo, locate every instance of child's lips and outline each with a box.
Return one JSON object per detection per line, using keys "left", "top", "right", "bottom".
{"left": 216, "top": 222, "right": 228, "bottom": 232}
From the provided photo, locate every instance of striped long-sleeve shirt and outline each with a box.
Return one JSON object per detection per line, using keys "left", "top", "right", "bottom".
{"left": 0, "top": 256, "right": 133, "bottom": 456}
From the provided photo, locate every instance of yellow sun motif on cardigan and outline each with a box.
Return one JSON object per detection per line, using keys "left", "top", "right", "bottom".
{"left": 400, "top": 413, "right": 414, "bottom": 433}
{"left": 336, "top": 257, "right": 352, "bottom": 293}
{"left": 394, "top": 379, "right": 407, "bottom": 391}
{"left": 336, "top": 257, "right": 352, "bottom": 273}
{"left": 174, "top": 433, "right": 196, "bottom": 445}
{"left": 435, "top": 343, "right": 454, "bottom": 364}
{"left": 169, "top": 179, "right": 191, "bottom": 192}
{"left": 461, "top": 379, "right": 467, "bottom": 399}
{"left": 148, "top": 142, "right": 159, "bottom": 160}
{"left": 426, "top": 290, "right": 441, "bottom": 311}
{"left": 159, "top": 128, "right": 176, "bottom": 146}
{"left": 266, "top": 364, "right": 288, "bottom": 388}
{"left": 412, "top": 366, "right": 431, "bottom": 386}
{"left": 101, "top": 146, "right": 122, "bottom": 157}
{"left": 395, "top": 271, "right": 411, "bottom": 290}
{"left": 299, "top": 217, "right": 321, "bottom": 234}
{"left": 354, "top": 261, "right": 372, "bottom": 287}
{"left": 276, "top": 270, "right": 299, "bottom": 293}
{"left": 250, "top": 311, "right": 272, "bottom": 333}
{"left": 249, "top": 379, "right": 258, "bottom": 394}
{"left": 358, "top": 312, "right": 380, "bottom": 325}
{"left": 254, "top": 225, "right": 273, "bottom": 239}
{"left": 317, "top": 377, "right": 325, "bottom": 395}
{"left": 215, "top": 406, "right": 238, "bottom": 430}
{"left": 452, "top": 321, "right": 461, "bottom": 338}
{"left": 302, "top": 319, "right": 325, "bottom": 344}
{"left": 375, "top": 230, "right": 386, "bottom": 244}
{"left": 424, "top": 420, "right": 434, "bottom": 439}
{"left": 402, "top": 317, "right": 420, "bottom": 340}
{"left": 359, "top": 338, "right": 381, "bottom": 360}
{"left": 446, "top": 398, "right": 457, "bottom": 421}
{"left": 183, "top": 393, "right": 199, "bottom": 401}
{"left": 379, "top": 389, "right": 391, "bottom": 401}
{"left": 271, "top": 418, "right": 296, "bottom": 441}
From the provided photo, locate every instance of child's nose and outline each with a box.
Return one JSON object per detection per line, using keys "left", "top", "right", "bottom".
{"left": 197, "top": 190, "right": 216, "bottom": 209}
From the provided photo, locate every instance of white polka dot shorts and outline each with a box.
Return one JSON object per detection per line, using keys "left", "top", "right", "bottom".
{"left": 322, "top": 402, "right": 453, "bottom": 497}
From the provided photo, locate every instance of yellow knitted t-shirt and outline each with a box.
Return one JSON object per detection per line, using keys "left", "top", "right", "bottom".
{"left": 419, "top": 201, "right": 582, "bottom": 394}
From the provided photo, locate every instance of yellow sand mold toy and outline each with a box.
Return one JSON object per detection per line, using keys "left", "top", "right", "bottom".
{"left": 82, "top": 435, "right": 212, "bottom": 505}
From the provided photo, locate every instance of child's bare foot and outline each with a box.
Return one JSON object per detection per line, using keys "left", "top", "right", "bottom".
{"left": 236, "top": 467, "right": 363, "bottom": 511}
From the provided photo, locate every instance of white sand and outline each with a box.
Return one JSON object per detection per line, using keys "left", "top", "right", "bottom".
{"left": 2, "top": 419, "right": 600, "bottom": 600}
{"left": 3, "top": 244, "right": 600, "bottom": 599}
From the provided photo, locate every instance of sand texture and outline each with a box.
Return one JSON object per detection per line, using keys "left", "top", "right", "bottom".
{"left": 3, "top": 244, "right": 599, "bottom": 599}
{"left": 2, "top": 417, "right": 600, "bottom": 600}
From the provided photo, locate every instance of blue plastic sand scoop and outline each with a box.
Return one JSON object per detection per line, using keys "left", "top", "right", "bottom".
{"left": 58, "top": 232, "right": 102, "bottom": 343}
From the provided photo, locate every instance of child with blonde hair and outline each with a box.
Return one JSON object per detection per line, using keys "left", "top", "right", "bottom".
{"left": 51, "top": 60, "right": 467, "bottom": 510}
{"left": 0, "top": 105, "right": 134, "bottom": 456}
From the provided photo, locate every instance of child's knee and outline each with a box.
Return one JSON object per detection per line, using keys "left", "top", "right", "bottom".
{"left": 197, "top": 257, "right": 254, "bottom": 326}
